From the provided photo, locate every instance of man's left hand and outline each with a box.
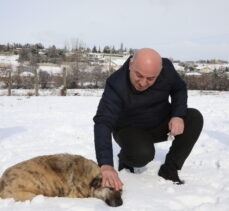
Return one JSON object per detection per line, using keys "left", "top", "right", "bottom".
{"left": 168, "top": 117, "right": 184, "bottom": 136}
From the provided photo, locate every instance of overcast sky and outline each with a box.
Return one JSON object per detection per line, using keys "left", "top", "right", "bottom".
{"left": 1, "top": 0, "right": 229, "bottom": 61}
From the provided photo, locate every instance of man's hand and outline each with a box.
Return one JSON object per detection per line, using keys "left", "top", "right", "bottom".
{"left": 100, "top": 165, "right": 123, "bottom": 191}
{"left": 168, "top": 117, "right": 184, "bottom": 136}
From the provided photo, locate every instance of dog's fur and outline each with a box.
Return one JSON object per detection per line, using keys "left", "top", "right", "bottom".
{"left": 0, "top": 154, "right": 123, "bottom": 207}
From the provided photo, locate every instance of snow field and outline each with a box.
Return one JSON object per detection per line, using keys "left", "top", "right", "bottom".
{"left": 0, "top": 90, "right": 228, "bottom": 210}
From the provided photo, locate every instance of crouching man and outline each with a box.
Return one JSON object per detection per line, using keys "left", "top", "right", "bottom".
{"left": 93, "top": 48, "right": 203, "bottom": 189}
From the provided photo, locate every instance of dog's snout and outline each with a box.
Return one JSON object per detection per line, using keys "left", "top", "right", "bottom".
{"left": 115, "top": 197, "right": 123, "bottom": 207}
{"left": 105, "top": 197, "right": 123, "bottom": 207}
{"left": 93, "top": 186, "right": 123, "bottom": 207}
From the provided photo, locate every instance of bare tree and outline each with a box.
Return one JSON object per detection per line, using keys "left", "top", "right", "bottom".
{"left": 39, "top": 70, "right": 51, "bottom": 89}
{"left": 0, "top": 64, "right": 11, "bottom": 89}
{"left": 0, "top": 64, "right": 13, "bottom": 95}
{"left": 60, "top": 67, "right": 67, "bottom": 96}
{"left": 8, "top": 66, "right": 12, "bottom": 96}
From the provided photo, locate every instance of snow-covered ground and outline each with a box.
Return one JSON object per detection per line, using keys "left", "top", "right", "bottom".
{"left": 0, "top": 90, "right": 228, "bottom": 211}
{"left": 0, "top": 89, "right": 104, "bottom": 97}
{"left": 0, "top": 55, "right": 19, "bottom": 66}
{"left": 38, "top": 65, "right": 62, "bottom": 75}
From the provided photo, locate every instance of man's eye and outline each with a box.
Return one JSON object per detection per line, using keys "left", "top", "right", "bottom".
{"left": 147, "top": 78, "right": 154, "bottom": 81}
{"left": 147, "top": 77, "right": 156, "bottom": 81}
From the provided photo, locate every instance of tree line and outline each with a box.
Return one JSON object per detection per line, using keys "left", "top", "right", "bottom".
{"left": 0, "top": 42, "right": 134, "bottom": 64}
{"left": 0, "top": 42, "right": 228, "bottom": 94}
{"left": 180, "top": 71, "right": 229, "bottom": 91}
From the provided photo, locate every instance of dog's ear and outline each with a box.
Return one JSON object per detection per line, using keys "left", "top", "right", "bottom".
{"left": 90, "top": 177, "right": 102, "bottom": 189}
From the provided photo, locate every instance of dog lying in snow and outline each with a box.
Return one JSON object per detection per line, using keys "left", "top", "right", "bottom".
{"left": 0, "top": 153, "right": 123, "bottom": 207}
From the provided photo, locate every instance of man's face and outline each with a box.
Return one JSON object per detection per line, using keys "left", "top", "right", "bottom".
{"left": 129, "top": 60, "right": 160, "bottom": 91}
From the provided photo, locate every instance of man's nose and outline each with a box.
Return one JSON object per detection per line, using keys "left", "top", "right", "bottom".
{"left": 139, "top": 78, "right": 147, "bottom": 87}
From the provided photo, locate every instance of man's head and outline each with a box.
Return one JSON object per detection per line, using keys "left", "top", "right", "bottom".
{"left": 129, "top": 48, "right": 162, "bottom": 91}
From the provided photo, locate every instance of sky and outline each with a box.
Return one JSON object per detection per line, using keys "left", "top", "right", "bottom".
{"left": 0, "top": 0, "right": 229, "bottom": 61}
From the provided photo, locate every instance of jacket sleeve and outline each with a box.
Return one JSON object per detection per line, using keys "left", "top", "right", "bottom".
{"left": 168, "top": 60, "right": 188, "bottom": 118}
{"left": 93, "top": 78, "right": 123, "bottom": 167}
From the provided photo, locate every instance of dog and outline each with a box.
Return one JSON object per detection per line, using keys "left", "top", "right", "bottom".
{"left": 0, "top": 153, "right": 123, "bottom": 207}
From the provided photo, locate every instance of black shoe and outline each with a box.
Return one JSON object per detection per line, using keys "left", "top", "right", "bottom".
{"left": 158, "top": 164, "right": 184, "bottom": 185}
{"left": 118, "top": 161, "right": 134, "bottom": 173}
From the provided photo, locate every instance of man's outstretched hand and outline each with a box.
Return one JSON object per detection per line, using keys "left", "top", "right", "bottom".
{"left": 100, "top": 165, "right": 123, "bottom": 191}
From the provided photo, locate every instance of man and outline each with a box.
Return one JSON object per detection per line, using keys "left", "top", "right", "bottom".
{"left": 93, "top": 48, "right": 203, "bottom": 190}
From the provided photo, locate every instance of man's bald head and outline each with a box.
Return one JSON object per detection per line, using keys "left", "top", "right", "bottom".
{"left": 131, "top": 48, "right": 162, "bottom": 72}
{"left": 129, "top": 48, "right": 162, "bottom": 91}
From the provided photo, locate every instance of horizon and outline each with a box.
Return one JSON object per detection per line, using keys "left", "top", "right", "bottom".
{"left": 0, "top": 42, "right": 228, "bottom": 62}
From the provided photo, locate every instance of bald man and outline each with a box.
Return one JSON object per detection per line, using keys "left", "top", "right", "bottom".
{"left": 93, "top": 48, "right": 203, "bottom": 189}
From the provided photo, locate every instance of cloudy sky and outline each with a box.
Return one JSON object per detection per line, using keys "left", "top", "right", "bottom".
{"left": 1, "top": 0, "right": 229, "bottom": 61}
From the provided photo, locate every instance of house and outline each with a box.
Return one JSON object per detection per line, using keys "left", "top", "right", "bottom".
{"left": 87, "top": 53, "right": 103, "bottom": 59}
{"left": 197, "top": 66, "right": 213, "bottom": 73}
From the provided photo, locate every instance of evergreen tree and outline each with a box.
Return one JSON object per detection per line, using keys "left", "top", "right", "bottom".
{"left": 92, "top": 46, "right": 97, "bottom": 53}
{"left": 103, "top": 46, "right": 111, "bottom": 53}
{"left": 120, "top": 42, "right": 124, "bottom": 53}
{"left": 111, "top": 46, "right": 116, "bottom": 53}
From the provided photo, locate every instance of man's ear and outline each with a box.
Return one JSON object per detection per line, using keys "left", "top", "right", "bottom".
{"left": 90, "top": 177, "right": 102, "bottom": 189}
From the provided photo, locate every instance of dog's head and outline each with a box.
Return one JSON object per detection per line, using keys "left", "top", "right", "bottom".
{"left": 90, "top": 177, "right": 123, "bottom": 207}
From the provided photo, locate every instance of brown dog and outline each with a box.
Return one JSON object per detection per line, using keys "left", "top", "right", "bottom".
{"left": 0, "top": 153, "right": 123, "bottom": 207}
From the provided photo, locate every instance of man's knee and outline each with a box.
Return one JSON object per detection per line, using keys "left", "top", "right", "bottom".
{"left": 187, "top": 108, "right": 204, "bottom": 127}
{"left": 113, "top": 127, "right": 153, "bottom": 148}
{"left": 113, "top": 127, "right": 155, "bottom": 167}
{"left": 124, "top": 147, "right": 155, "bottom": 167}
{"left": 182, "top": 108, "right": 204, "bottom": 144}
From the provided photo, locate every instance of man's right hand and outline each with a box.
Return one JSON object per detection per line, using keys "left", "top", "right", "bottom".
{"left": 100, "top": 165, "right": 123, "bottom": 191}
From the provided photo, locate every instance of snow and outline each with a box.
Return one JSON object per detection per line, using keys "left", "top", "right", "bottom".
{"left": 196, "top": 63, "right": 229, "bottom": 70}
{"left": 38, "top": 65, "right": 62, "bottom": 75}
{"left": 111, "top": 58, "right": 127, "bottom": 66}
{"left": 20, "top": 72, "right": 34, "bottom": 77}
{"left": 0, "top": 55, "right": 19, "bottom": 66}
{"left": 186, "top": 72, "right": 202, "bottom": 76}
{"left": 173, "top": 63, "right": 185, "bottom": 71}
{"left": 0, "top": 89, "right": 229, "bottom": 211}
{"left": 0, "top": 89, "right": 104, "bottom": 97}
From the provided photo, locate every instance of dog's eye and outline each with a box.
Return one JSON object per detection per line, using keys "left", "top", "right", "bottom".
{"left": 90, "top": 177, "right": 102, "bottom": 188}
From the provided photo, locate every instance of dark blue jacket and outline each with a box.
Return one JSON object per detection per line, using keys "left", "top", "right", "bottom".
{"left": 93, "top": 57, "right": 187, "bottom": 166}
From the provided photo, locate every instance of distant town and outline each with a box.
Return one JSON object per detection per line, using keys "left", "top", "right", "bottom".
{"left": 0, "top": 43, "right": 228, "bottom": 94}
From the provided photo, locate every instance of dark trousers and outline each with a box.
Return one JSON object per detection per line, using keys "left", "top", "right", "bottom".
{"left": 113, "top": 108, "right": 204, "bottom": 170}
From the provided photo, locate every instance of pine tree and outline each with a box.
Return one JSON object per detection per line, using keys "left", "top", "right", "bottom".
{"left": 103, "top": 46, "right": 110, "bottom": 53}
{"left": 92, "top": 46, "right": 97, "bottom": 53}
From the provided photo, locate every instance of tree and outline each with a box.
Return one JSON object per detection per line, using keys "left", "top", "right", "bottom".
{"left": 19, "top": 47, "right": 32, "bottom": 62}
{"left": 119, "top": 42, "right": 124, "bottom": 53}
{"left": 129, "top": 48, "right": 135, "bottom": 55}
{"left": 103, "top": 46, "right": 111, "bottom": 53}
{"left": 70, "top": 38, "right": 86, "bottom": 88}
{"left": 92, "top": 46, "right": 97, "bottom": 53}
{"left": 111, "top": 46, "right": 116, "bottom": 54}
{"left": 39, "top": 71, "right": 51, "bottom": 89}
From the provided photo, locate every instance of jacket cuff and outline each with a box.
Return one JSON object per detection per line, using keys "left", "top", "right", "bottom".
{"left": 171, "top": 115, "right": 186, "bottom": 120}
{"left": 97, "top": 158, "right": 114, "bottom": 167}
